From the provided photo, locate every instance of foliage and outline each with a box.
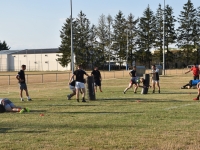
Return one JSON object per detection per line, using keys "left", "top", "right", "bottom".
{"left": 0, "top": 40, "right": 10, "bottom": 50}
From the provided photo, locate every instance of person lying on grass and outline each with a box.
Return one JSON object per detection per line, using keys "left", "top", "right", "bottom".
{"left": 181, "top": 80, "right": 200, "bottom": 89}
{"left": 0, "top": 98, "right": 30, "bottom": 113}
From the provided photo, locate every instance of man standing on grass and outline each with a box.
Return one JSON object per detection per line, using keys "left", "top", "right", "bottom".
{"left": 185, "top": 63, "right": 199, "bottom": 80}
{"left": 150, "top": 65, "right": 160, "bottom": 93}
{"left": 16, "top": 65, "right": 32, "bottom": 101}
{"left": 69, "top": 65, "right": 89, "bottom": 102}
{"left": 91, "top": 67, "right": 102, "bottom": 92}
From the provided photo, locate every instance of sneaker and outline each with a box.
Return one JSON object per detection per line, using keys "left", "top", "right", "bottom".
{"left": 134, "top": 92, "right": 137, "bottom": 94}
{"left": 181, "top": 87, "right": 185, "bottom": 89}
{"left": 21, "top": 98, "right": 24, "bottom": 102}
{"left": 123, "top": 91, "right": 126, "bottom": 94}
{"left": 19, "top": 109, "right": 25, "bottom": 114}
{"left": 158, "top": 90, "right": 160, "bottom": 93}
{"left": 77, "top": 99, "right": 79, "bottom": 102}
{"left": 152, "top": 90, "right": 155, "bottom": 93}
{"left": 82, "top": 98, "right": 86, "bottom": 102}
{"left": 67, "top": 95, "right": 71, "bottom": 100}
{"left": 193, "top": 98, "right": 199, "bottom": 100}
{"left": 27, "top": 98, "right": 32, "bottom": 101}
{"left": 24, "top": 108, "right": 30, "bottom": 112}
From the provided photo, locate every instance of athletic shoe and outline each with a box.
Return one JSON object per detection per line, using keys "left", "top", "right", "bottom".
{"left": 27, "top": 98, "right": 32, "bottom": 101}
{"left": 181, "top": 87, "right": 185, "bottom": 89}
{"left": 152, "top": 90, "right": 155, "bottom": 93}
{"left": 24, "top": 108, "right": 30, "bottom": 112}
{"left": 158, "top": 90, "right": 160, "bottom": 93}
{"left": 134, "top": 92, "right": 137, "bottom": 94}
{"left": 19, "top": 109, "right": 25, "bottom": 114}
{"left": 21, "top": 98, "right": 24, "bottom": 102}
{"left": 67, "top": 95, "right": 71, "bottom": 100}
{"left": 82, "top": 98, "right": 86, "bottom": 102}
{"left": 123, "top": 91, "right": 126, "bottom": 94}
{"left": 193, "top": 98, "right": 199, "bottom": 100}
{"left": 77, "top": 99, "right": 79, "bottom": 102}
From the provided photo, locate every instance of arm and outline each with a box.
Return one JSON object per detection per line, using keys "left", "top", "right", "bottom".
{"left": 69, "top": 74, "right": 75, "bottom": 85}
{"left": 16, "top": 74, "right": 24, "bottom": 82}
{"left": 129, "top": 72, "right": 132, "bottom": 77}
{"left": 185, "top": 69, "right": 192, "bottom": 74}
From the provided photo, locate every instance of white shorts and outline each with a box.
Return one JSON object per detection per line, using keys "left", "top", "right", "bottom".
{"left": 75, "top": 82, "right": 85, "bottom": 89}
{"left": 69, "top": 85, "right": 75, "bottom": 91}
{"left": 152, "top": 80, "right": 159, "bottom": 83}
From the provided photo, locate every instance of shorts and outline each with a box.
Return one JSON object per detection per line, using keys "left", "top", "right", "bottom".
{"left": 194, "top": 75, "right": 199, "bottom": 80}
{"left": 130, "top": 77, "right": 139, "bottom": 85}
{"left": 152, "top": 80, "right": 159, "bottom": 83}
{"left": 19, "top": 83, "right": 27, "bottom": 90}
{"left": 3, "top": 99, "right": 15, "bottom": 111}
{"left": 69, "top": 85, "right": 75, "bottom": 91}
{"left": 75, "top": 81, "right": 85, "bottom": 89}
{"left": 94, "top": 80, "right": 101, "bottom": 86}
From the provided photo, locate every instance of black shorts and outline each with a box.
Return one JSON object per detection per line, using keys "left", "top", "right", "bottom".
{"left": 94, "top": 80, "right": 101, "bottom": 86}
{"left": 19, "top": 83, "right": 27, "bottom": 90}
{"left": 194, "top": 75, "right": 199, "bottom": 80}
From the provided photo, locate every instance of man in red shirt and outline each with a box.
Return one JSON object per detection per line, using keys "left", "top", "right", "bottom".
{"left": 185, "top": 64, "right": 199, "bottom": 80}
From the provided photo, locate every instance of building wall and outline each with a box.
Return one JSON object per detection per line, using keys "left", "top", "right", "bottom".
{"left": 9, "top": 53, "right": 70, "bottom": 71}
{"left": 0, "top": 54, "right": 8, "bottom": 71}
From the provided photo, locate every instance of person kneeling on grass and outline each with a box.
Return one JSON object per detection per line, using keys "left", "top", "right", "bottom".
{"left": 0, "top": 98, "right": 30, "bottom": 113}
{"left": 138, "top": 78, "right": 151, "bottom": 89}
{"left": 181, "top": 80, "right": 200, "bottom": 89}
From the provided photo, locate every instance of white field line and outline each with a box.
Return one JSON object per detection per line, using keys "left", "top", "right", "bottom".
{"left": 164, "top": 103, "right": 199, "bottom": 110}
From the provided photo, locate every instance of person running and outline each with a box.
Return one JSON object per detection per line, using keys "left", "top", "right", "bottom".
{"left": 185, "top": 63, "right": 199, "bottom": 80}
{"left": 16, "top": 65, "right": 32, "bottom": 101}
{"left": 69, "top": 65, "right": 89, "bottom": 102}
{"left": 91, "top": 67, "right": 102, "bottom": 92}
{"left": 150, "top": 65, "right": 160, "bottom": 93}
{"left": 123, "top": 66, "right": 139, "bottom": 94}
{"left": 0, "top": 98, "right": 30, "bottom": 113}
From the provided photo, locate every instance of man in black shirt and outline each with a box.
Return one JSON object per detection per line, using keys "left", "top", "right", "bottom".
{"left": 16, "top": 65, "right": 31, "bottom": 101}
{"left": 69, "top": 65, "right": 89, "bottom": 102}
{"left": 91, "top": 67, "right": 102, "bottom": 92}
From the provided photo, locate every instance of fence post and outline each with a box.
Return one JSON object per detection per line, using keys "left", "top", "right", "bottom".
{"left": 42, "top": 74, "right": 43, "bottom": 83}
{"left": 8, "top": 75, "right": 10, "bottom": 85}
{"left": 27, "top": 74, "right": 28, "bottom": 84}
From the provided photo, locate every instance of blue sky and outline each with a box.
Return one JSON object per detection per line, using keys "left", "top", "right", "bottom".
{"left": 0, "top": 0, "right": 200, "bottom": 50}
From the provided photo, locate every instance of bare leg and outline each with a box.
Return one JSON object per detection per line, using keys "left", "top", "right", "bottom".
{"left": 134, "top": 84, "right": 138, "bottom": 93}
{"left": 156, "top": 82, "right": 160, "bottom": 92}
{"left": 20, "top": 90, "right": 23, "bottom": 98}
{"left": 99, "top": 86, "right": 102, "bottom": 92}
{"left": 152, "top": 81, "right": 155, "bottom": 93}
{"left": 76, "top": 88, "right": 80, "bottom": 102}
{"left": 124, "top": 84, "right": 132, "bottom": 93}
{"left": 24, "top": 89, "right": 29, "bottom": 97}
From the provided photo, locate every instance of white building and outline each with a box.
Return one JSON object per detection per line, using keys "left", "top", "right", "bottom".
{"left": 0, "top": 48, "right": 71, "bottom": 71}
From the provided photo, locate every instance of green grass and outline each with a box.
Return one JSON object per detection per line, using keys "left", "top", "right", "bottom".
{"left": 1, "top": 75, "right": 200, "bottom": 150}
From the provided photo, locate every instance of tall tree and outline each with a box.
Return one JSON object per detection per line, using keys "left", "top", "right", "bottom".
{"left": 58, "top": 18, "right": 77, "bottom": 67}
{"left": 112, "top": 11, "right": 127, "bottom": 69}
{"left": 177, "top": 0, "right": 197, "bottom": 65}
{"left": 0, "top": 41, "right": 10, "bottom": 50}
{"left": 126, "top": 13, "right": 139, "bottom": 66}
{"left": 137, "top": 5, "right": 156, "bottom": 68}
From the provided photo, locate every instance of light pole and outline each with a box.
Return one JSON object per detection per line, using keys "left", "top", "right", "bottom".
{"left": 70, "top": 0, "right": 74, "bottom": 73}
{"left": 163, "top": 0, "right": 165, "bottom": 75}
{"left": 126, "top": 30, "right": 129, "bottom": 70}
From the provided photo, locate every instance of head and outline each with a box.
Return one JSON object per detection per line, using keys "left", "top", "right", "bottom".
{"left": 151, "top": 65, "right": 156, "bottom": 70}
{"left": 94, "top": 67, "right": 98, "bottom": 70}
{"left": 140, "top": 78, "right": 145, "bottom": 83}
{"left": 194, "top": 63, "right": 197, "bottom": 67}
{"left": 0, "top": 104, "right": 5, "bottom": 113}
{"left": 77, "top": 65, "right": 82, "bottom": 70}
{"left": 133, "top": 66, "right": 136, "bottom": 70}
{"left": 21, "top": 65, "right": 26, "bottom": 70}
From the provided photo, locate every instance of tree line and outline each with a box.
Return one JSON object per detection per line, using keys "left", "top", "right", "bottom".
{"left": 59, "top": 0, "right": 200, "bottom": 69}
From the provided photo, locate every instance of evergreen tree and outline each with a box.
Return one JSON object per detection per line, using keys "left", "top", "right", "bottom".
{"left": 58, "top": 18, "right": 77, "bottom": 67}
{"left": 137, "top": 5, "right": 156, "bottom": 68}
{"left": 126, "top": 13, "right": 139, "bottom": 66}
{"left": 177, "top": 0, "right": 197, "bottom": 65}
{"left": 112, "top": 11, "right": 127, "bottom": 69}
{"left": 0, "top": 41, "right": 10, "bottom": 50}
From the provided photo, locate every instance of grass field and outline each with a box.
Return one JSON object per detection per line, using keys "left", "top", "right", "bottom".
{"left": 0, "top": 72, "right": 200, "bottom": 150}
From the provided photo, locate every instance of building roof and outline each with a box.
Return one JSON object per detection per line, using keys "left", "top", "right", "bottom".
{"left": 0, "top": 48, "right": 59, "bottom": 55}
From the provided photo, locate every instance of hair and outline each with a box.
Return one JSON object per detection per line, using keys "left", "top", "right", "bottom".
{"left": 21, "top": 64, "right": 26, "bottom": 68}
{"left": 194, "top": 63, "right": 196, "bottom": 66}
{"left": 0, "top": 104, "right": 6, "bottom": 113}
{"left": 77, "top": 65, "right": 82, "bottom": 68}
{"left": 152, "top": 64, "right": 156, "bottom": 67}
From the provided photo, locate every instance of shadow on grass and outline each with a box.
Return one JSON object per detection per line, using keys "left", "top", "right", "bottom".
{"left": 0, "top": 128, "right": 47, "bottom": 134}
{"left": 31, "top": 110, "right": 47, "bottom": 112}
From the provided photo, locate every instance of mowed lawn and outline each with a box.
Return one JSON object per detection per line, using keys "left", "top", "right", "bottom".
{"left": 0, "top": 74, "right": 200, "bottom": 150}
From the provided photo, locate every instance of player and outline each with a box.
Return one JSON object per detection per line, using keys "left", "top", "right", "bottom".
{"left": 67, "top": 80, "right": 85, "bottom": 100}
{"left": 16, "top": 65, "right": 32, "bottom": 101}
{"left": 185, "top": 63, "right": 199, "bottom": 80}
{"left": 193, "top": 82, "right": 200, "bottom": 100}
{"left": 181, "top": 80, "right": 200, "bottom": 89}
{"left": 150, "top": 65, "right": 160, "bottom": 93}
{"left": 139, "top": 78, "right": 151, "bottom": 89}
{"left": 91, "top": 67, "right": 102, "bottom": 92}
{"left": 123, "top": 66, "right": 139, "bottom": 94}
{"left": 69, "top": 65, "right": 89, "bottom": 102}
{"left": 0, "top": 98, "right": 30, "bottom": 113}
